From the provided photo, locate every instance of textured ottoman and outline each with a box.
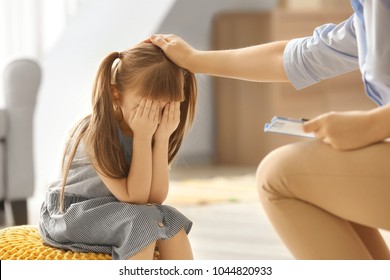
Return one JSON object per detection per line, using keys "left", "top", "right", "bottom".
{"left": 0, "top": 225, "right": 159, "bottom": 260}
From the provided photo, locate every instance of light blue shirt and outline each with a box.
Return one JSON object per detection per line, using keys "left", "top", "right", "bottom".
{"left": 284, "top": 0, "right": 390, "bottom": 106}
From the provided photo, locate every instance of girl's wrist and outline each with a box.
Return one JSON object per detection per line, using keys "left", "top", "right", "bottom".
{"left": 153, "top": 135, "right": 170, "bottom": 146}
{"left": 133, "top": 133, "right": 153, "bottom": 143}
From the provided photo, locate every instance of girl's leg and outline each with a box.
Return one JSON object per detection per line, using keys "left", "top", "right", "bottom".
{"left": 128, "top": 241, "right": 157, "bottom": 260}
{"left": 156, "top": 228, "right": 193, "bottom": 260}
{"left": 257, "top": 140, "right": 390, "bottom": 259}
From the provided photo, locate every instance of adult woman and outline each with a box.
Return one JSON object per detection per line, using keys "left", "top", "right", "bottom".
{"left": 150, "top": 0, "right": 390, "bottom": 259}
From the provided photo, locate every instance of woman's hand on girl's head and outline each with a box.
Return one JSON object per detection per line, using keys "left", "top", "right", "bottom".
{"left": 154, "top": 102, "right": 181, "bottom": 142}
{"left": 128, "top": 98, "right": 159, "bottom": 141}
{"left": 303, "top": 111, "right": 377, "bottom": 150}
{"left": 150, "top": 34, "right": 198, "bottom": 72}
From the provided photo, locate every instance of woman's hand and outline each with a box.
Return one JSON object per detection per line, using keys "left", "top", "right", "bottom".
{"left": 154, "top": 102, "right": 181, "bottom": 141}
{"left": 303, "top": 111, "right": 379, "bottom": 150}
{"left": 128, "top": 99, "right": 159, "bottom": 141}
{"left": 149, "top": 34, "right": 198, "bottom": 72}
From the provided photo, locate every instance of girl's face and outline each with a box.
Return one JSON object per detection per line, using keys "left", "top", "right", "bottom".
{"left": 117, "top": 87, "right": 168, "bottom": 129}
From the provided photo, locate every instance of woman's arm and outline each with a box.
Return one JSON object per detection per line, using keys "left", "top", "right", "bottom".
{"left": 150, "top": 35, "right": 289, "bottom": 83}
{"left": 151, "top": 15, "right": 359, "bottom": 87}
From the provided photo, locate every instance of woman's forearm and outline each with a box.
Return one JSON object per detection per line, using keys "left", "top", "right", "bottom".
{"left": 151, "top": 35, "right": 289, "bottom": 83}
{"left": 192, "top": 40, "right": 289, "bottom": 82}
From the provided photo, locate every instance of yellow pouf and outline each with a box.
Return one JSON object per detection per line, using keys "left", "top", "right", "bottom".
{"left": 0, "top": 225, "right": 112, "bottom": 260}
{"left": 0, "top": 225, "right": 160, "bottom": 260}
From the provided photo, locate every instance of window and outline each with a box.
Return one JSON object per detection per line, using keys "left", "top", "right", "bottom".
{"left": 0, "top": 0, "right": 81, "bottom": 106}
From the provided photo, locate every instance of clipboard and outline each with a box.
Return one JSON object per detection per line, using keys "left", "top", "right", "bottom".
{"left": 264, "top": 116, "right": 315, "bottom": 138}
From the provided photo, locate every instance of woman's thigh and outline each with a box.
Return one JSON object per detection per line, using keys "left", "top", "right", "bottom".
{"left": 257, "top": 139, "right": 390, "bottom": 231}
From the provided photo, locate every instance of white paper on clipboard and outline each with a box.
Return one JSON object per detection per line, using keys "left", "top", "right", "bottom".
{"left": 264, "top": 116, "right": 315, "bottom": 138}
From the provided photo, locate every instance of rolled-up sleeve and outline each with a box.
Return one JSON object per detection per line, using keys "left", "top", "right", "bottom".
{"left": 362, "top": 0, "right": 390, "bottom": 105}
{"left": 284, "top": 15, "right": 360, "bottom": 90}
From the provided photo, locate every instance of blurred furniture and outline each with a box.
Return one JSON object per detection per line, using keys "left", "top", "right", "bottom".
{"left": 0, "top": 59, "right": 41, "bottom": 225}
{"left": 0, "top": 225, "right": 159, "bottom": 260}
{"left": 212, "top": 8, "right": 375, "bottom": 165}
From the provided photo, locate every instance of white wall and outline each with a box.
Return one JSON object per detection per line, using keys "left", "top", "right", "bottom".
{"left": 34, "top": 0, "right": 277, "bottom": 195}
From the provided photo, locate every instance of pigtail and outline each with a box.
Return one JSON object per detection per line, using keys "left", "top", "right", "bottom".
{"left": 59, "top": 116, "right": 90, "bottom": 212}
{"left": 86, "top": 52, "right": 128, "bottom": 178}
{"left": 59, "top": 52, "right": 126, "bottom": 213}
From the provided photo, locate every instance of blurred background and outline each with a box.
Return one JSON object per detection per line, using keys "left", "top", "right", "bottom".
{"left": 2, "top": 0, "right": 386, "bottom": 259}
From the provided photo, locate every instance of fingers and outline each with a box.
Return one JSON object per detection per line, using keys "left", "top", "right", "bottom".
{"left": 161, "top": 103, "right": 169, "bottom": 123}
{"left": 172, "top": 102, "right": 180, "bottom": 122}
{"left": 147, "top": 100, "right": 159, "bottom": 120}
{"left": 160, "top": 102, "right": 180, "bottom": 125}
{"left": 153, "top": 102, "right": 160, "bottom": 122}
{"left": 150, "top": 34, "right": 171, "bottom": 51}
{"left": 137, "top": 99, "right": 181, "bottom": 124}
{"left": 137, "top": 99, "right": 159, "bottom": 120}
{"left": 150, "top": 34, "right": 179, "bottom": 51}
{"left": 127, "top": 106, "right": 137, "bottom": 125}
{"left": 302, "top": 117, "right": 326, "bottom": 140}
{"left": 163, "top": 102, "right": 180, "bottom": 121}
{"left": 135, "top": 98, "right": 146, "bottom": 118}
{"left": 302, "top": 118, "right": 319, "bottom": 133}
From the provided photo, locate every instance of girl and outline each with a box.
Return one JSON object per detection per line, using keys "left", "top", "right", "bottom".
{"left": 39, "top": 42, "right": 197, "bottom": 260}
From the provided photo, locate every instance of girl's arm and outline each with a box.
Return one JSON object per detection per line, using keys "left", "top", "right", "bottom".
{"left": 149, "top": 102, "right": 181, "bottom": 204}
{"left": 150, "top": 35, "right": 289, "bottom": 83}
{"left": 94, "top": 99, "right": 159, "bottom": 204}
{"left": 149, "top": 138, "right": 169, "bottom": 204}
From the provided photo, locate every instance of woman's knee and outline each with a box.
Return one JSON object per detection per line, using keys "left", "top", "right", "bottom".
{"left": 256, "top": 143, "right": 303, "bottom": 201}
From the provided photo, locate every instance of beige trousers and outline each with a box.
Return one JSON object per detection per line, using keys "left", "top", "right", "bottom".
{"left": 257, "top": 140, "right": 390, "bottom": 259}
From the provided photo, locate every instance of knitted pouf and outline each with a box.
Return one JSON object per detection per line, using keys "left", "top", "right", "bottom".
{"left": 0, "top": 225, "right": 159, "bottom": 260}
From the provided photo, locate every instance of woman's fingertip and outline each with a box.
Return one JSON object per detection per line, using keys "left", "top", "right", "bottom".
{"left": 151, "top": 34, "right": 160, "bottom": 42}
{"left": 302, "top": 122, "right": 311, "bottom": 133}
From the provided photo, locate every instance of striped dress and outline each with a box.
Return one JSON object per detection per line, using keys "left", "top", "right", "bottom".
{"left": 38, "top": 125, "right": 192, "bottom": 260}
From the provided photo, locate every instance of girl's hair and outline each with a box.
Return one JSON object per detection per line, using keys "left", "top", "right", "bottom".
{"left": 59, "top": 43, "right": 197, "bottom": 211}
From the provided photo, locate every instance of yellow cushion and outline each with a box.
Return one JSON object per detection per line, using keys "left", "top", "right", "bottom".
{"left": 0, "top": 225, "right": 160, "bottom": 260}
{"left": 0, "top": 225, "right": 112, "bottom": 260}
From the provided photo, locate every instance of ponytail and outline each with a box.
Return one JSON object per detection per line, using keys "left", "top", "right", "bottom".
{"left": 87, "top": 51, "right": 128, "bottom": 178}
{"left": 59, "top": 52, "right": 126, "bottom": 212}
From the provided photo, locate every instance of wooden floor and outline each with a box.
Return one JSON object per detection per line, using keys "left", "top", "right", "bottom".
{"left": 3, "top": 164, "right": 390, "bottom": 260}
{"left": 176, "top": 202, "right": 292, "bottom": 259}
{"left": 169, "top": 164, "right": 292, "bottom": 259}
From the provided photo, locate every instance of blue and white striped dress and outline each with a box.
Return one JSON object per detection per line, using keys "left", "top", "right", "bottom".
{"left": 38, "top": 126, "right": 192, "bottom": 260}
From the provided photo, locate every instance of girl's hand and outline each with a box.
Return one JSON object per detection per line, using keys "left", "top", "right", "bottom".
{"left": 150, "top": 34, "right": 198, "bottom": 72}
{"left": 128, "top": 99, "right": 159, "bottom": 141}
{"left": 154, "top": 102, "right": 181, "bottom": 141}
{"left": 303, "top": 111, "right": 376, "bottom": 150}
